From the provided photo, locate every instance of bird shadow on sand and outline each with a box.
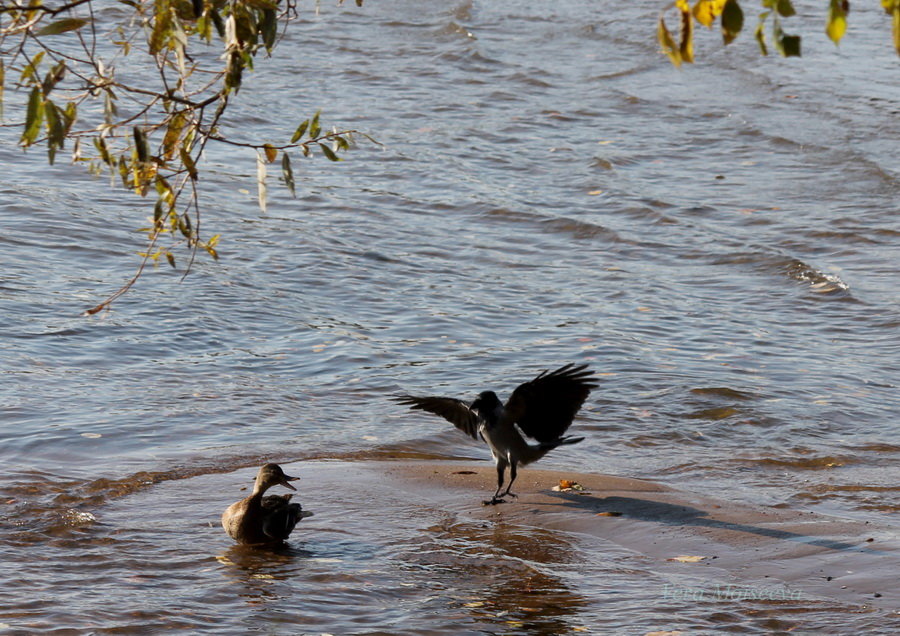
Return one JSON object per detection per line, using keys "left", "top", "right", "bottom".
{"left": 544, "top": 491, "right": 891, "bottom": 556}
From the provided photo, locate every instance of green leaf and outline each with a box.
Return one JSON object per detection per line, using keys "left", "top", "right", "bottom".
{"left": 776, "top": 0, "right": 795, "bottom": 18}
{"left": 320, "top": 143, "right": 341, "bottom": 162}
{"left": 41, "top": 61, "right": 67, "bottom": 95}
{"left": 657, "top": 15, "right": 682, "bottom": 67}
{"left": 721, "top": 0, "right": 744, "bottom": 45}
{"left": 149, "top": 0, "right": 173, "bottom": 55}
{"left": 20, "top": 51, "right": 45, "bottom": 86}
{"left": 259, "top": 8, "right": 277, "bottom": 53}
{"left": 780, "top": 34, "right": 801, "bottom": 56}
{"left": 290, "top": 119, "right": 309, "bottom": 143}
{"left": 679, "top": 5, "right": 694, "bottom": 64}
{"left": 755, "top": 21, "right": 768, "bottom": 55}
{"left": 36, "top": 17, "right": 90, "bottom": 36}
{"left": 21, "top": 87, "right": 45, "bottom": 147}
{"left": 133, "top": 126, "right": 149, "bottom": 163}
{"left": 94, "top": 137, "right": 112, "bottom": 165}
{"left": 281, "top": 152, "right": 296, "bottom": 197}
{"left": 308, "top": 110, "right": 321, "bottom": 139}
{"left": 166, "top": 251, "right": 176, "bottom": 268}
{"left": 180, "top": 146, "right": 198, "bottom": 181}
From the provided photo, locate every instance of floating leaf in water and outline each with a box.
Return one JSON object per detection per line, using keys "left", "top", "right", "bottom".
{"left": 463, "top": 601, "right": 484, "bottom": 608}
{"left": 667, "top": 555, "right": 708, "bottom": 563}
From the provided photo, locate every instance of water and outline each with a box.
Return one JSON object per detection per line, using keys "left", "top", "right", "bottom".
{"left": 1, "top": 0, "right": 899, "bottom": 632}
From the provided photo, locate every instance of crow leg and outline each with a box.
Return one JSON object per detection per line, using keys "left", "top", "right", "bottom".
{"left": 483, "top": 461, "right": 508, "bottom": 506}
{"left": 500, "top": 462, "right": 518, "bottom": 499}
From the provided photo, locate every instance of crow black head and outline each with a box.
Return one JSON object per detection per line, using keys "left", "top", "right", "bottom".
{"left": 470, "top": 390, "right": 500, "bottom": 414}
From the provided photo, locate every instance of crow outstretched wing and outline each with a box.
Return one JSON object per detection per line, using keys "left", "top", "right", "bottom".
{"left": 504, "top": 363, "right": 596, "bottom": 442}
{"left": 395, "top": 395, "right": 481, "bottom": 440}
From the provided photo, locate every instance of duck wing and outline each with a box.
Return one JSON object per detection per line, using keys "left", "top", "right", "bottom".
{"left": 395, "top": 395, "right": 480, "bottom": 440}
{"left": 504, "top": 363, "right": 597, "bottom": 442}
{"left": 261, "top": 494, "right": 304, "bottom": 541}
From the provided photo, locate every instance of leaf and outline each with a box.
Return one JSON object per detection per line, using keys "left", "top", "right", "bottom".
{"left": 166, "top": 252, "right": 176, "bottom": 268}
{"left": 263, "top": 143, "right": 277, "bottom": 163}
{"left": 692, "top": 0, "right": 725, "bottom": 28}
{"left": 776, "top": 0, "right": 795, "bottom": 17}
{"left": 667, "top": 555, "right": 709, "bottom": 563}
{"left": 894, "top": 4, "right": 900, "bottom": 55}
{"left": 320, "top": 143, "right": 341, "bottom": 162}
{"left": 290, "top": 119, "right": 309, "bottom": 143}
{"left": 180, "top": 147, "right": 198, "bottom": 181}
{"left": 20, "top": 51, "right": 45, "bottom": 86}
{"left": 657, "top": 15, "right": 682, "bottom": 67}
{"left": 281, "top": 152, "right": 296, "bottom": 197}
{"left": 755, "top": 20, "right": 768, "bottom": 55}
{"left": 256, "top": 151, "right": 267, "bottom": 213}
{"left": 162, "top": 111, "right": 187, "bottom": 161}
{"left": 308, "top": 110, "right": 321, "bottom": 139}
{"left": 36, "top": 17, "right": 90, "bottom": 36}
{"left": 149, "top": 0, "right": 173, "bottom": 55}
{"left": 133, "top": 126, "right": 149, "bottom": 163}
{"left": 259, "top": 8, "right": 277, "bottom": 53}
{"left": 778, "top": 33, "right": 802, "bottom": 56}
{"left": 679, "top": 5, "right": 694, "bottom": 63}
{"left": 21, "top": 87, "right": 44, "bottom": 147}
{"left": 826, "top": 0, "right": 847, "bottom": 45}
{"left": 721, "top": 0, "right": 744, "bottom": 45}
{"left": 41, "top": 61, "right": 66, "bottom": 95}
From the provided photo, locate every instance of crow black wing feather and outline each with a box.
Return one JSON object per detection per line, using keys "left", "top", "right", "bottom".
{"left": 395, "top": 395, "right": 480, "bottom": 440}
{"left": 504, "top": 363, "right": 597, "bottom": 442}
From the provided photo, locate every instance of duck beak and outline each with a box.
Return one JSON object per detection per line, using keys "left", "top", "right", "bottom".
{"left": 281, "top": 475, "right": 299, "bottom": 490}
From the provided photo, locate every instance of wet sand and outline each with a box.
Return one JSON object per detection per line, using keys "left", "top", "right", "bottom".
{"left": 331, "top": 459, "right": 899, "bottom": 610}
{"left": 7, "top": 457, "right": 898, "bottom": 634}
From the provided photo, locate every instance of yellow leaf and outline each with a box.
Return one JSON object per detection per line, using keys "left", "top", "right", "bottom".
{"left": 658, "top": 16, "right": 682, "bottom": 67}
{"left": 693, "top": 0, "right": 725, "bottom": 28}
{"left": 826, "top": 1, "right": 847, "bottom": 44}
{"left": 263, "top": 143, "right": 278, "bottom": 163}
{"left": 894, "top": 5, "right": 900, "bottom": 55}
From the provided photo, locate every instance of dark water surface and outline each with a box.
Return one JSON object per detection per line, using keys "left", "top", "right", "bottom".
{"left": 1, "top": 0, "right": 898, "bottom": 633}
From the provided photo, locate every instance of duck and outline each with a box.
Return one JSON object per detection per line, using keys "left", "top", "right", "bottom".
{"left": 222, "top": 463, "right": 313, "bottom": 545}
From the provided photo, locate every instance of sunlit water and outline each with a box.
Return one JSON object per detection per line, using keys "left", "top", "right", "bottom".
{"left": 1, "top": 0, "right": 898, "bottom": 633}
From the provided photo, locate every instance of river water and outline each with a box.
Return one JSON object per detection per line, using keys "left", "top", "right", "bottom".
{"left": 1, "top": 0, "right": 898, "bottom": 633}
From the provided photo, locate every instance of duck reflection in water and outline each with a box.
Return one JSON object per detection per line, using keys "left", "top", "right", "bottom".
{"left": 222, "top": 463, "right": 313, "bottom": 545}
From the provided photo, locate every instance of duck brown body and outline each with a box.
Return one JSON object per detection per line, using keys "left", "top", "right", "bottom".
{"left": 222, "top": 463, "right": 312, "bottom": 545}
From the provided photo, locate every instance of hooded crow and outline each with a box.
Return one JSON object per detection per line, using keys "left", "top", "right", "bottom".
{"left": 396, "top": 363, "right": 597, "bottom": 505}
